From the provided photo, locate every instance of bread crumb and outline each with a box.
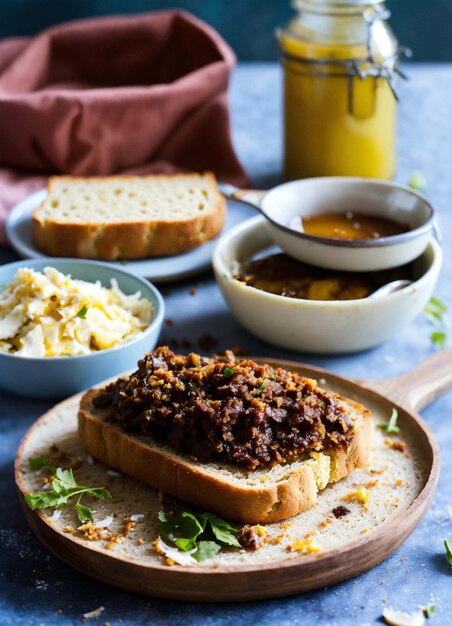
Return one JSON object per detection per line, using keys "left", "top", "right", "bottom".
{"left": 63, "top": 526, "right": 75, "bottom": 534}
{"left": 287, "top": 539, "right": 321, "bottom": 554}
{"left": 189, "top": 289, "right": 197, "bottom": 296}
{"left": 343, "top": 486, "right": 370, "bottom": 504}
{"left": 197, "top": 333, "right": 217, "bottom": 351}
{"left": 279, "top": 522, "right": 293, "bottom": 530}
{"left": 122, "top": 517, "right": 136, "bottom": 536}
{"left": 395, "top": 479, "right": 403, "bottom": 487}
{"left": 268, "top": 533, "right": 284, "bottom": 545}
{"left": 320, "top": 518, "right": 332, "bottom": 528}
{"left": 384, "top": 438, "right": 408, "bottom": 453}
{"left": 137, "top": 538, "right": 144, "bottom": 545}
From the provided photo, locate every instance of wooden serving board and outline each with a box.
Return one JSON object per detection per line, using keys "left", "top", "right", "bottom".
{"left": 15, "top": 350, "right": 452, "bottom": 602}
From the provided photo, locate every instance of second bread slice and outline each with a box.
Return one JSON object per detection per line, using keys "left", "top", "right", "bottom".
{"left": 32, "top": 173, "right": 225, "bottom": 260}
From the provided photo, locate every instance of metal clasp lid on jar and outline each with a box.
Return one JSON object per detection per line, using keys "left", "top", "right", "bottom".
{"left": 278, "top": 1, "right": 411, "bottom": 114}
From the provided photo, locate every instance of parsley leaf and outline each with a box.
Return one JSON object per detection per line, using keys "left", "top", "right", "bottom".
{"left": 378, "top": 408, "right": 400, "bottom": 434}
{"left": 201, "top": 512, "right": 241, "bottom": 548}
{"left": 408, "top": 170, "right": 428, "bottom": 193}
{"left": 223, "top": 368, "right": 235, "bottom": 378}
{"left": 194, "top": 541, "right": 222, "bottom": 562}
{"left": 425, "top": 296, "right": 447, "bottom": 326}
{"left": 188, "top": 382, "right": 198, "bottom": 391}
{"left": 29, "top": 456, "right": 56, "bottom": 474}
{"left": 424, "top": 296, "right": 448, "bottom": 349}
{"left": 75, "top": 498, "right": 94, "bottom": 523}
{"left": 254, "top": 382, "right": 267, "bottom": 396}
{"left": 425, "top": 603, "right": 436, "bottom": 618}
{"left": 25, "top": 456, "right": 112, "bottom": 521}
{"left": 445, "top": 539, "right": 452, "bottom": 567}
{"left": 431, "top": 331, "right": 447, "bottom": 349}
{"left": 76, "top": 305, "right": 88, "bottom": 319}
{"left": 157, "top": 504, "right": 239, "bottom": 562}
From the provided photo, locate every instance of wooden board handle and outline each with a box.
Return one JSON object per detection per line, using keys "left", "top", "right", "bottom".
{"left": 364, "top": 349, "right": 452, "bottom": 412}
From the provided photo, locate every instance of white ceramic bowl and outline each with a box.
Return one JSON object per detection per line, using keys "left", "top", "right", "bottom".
{"left": 213, "top": 217, "right": 442, "bottom": 354}
{"left": 222, "top": 178, "right": 435, "bottom": 272}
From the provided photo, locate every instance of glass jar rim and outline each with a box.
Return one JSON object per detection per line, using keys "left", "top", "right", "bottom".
{"left": 293, "top": 0, "right": 386, "bottom": 11}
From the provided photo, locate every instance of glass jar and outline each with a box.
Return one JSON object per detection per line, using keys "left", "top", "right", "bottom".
{"left": 278, "top": 0, "right": 406, "bottom": 180}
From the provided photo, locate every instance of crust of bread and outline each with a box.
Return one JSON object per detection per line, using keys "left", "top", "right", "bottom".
{"left": 78, "top": 390, "right": 372, "bottom": 524}
{"left": 32, "top": 173, "right": 225, "bottom": 260}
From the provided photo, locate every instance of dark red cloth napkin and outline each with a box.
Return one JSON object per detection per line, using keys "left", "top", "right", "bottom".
{"left": 0, "top": 10, "right": 248, "bottom": 245}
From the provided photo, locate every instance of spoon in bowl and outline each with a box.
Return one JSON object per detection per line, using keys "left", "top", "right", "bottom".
{"left": 369, "top": 279, "right": 413, "bottom": 299}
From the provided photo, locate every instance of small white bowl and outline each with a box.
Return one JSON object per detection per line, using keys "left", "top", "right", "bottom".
{"left": 213, "top": 217, "right": 442, "bottom": 354}
{"left": 222, "top": 178, "right": 435, "bottom": 272}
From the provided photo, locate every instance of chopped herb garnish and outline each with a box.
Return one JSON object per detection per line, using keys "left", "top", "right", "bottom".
{"left": 188, "top": 382, "right": 198, "bottom": 391}
{"left": 445, "top": 539, "right": 452, "bottom": 567}
{"left": 119, "top": 260, "right": 128, "bottom": 265}
{"left": 424, "top": 296, "right": 448, "bottom": 349}
{"left": 424, "top": 603, "right": 436, "bottom": 618}
{"left": 408, "top": 170, "right": 428, "bottom": 193}
{"left": 378, "top": 408, "right": 400, "bottom": 434}
{"left": 25, "top": 456, "right": 111, "bottom": 523}
{"left": 425, "top": 297, "right": 447, "bottom": 326}
{"left": 75, "top": 498, "right": 94, "bottom": 523}
{"left": 147, "top": 409, "right": 153, "bottom": 418}
{"left": 430, "top": 331, "right": 447, "bottom": 349}
{"left": 223, "top": 368, "right": 235, "bottom": 378}
{"left": 157, "top": 504, "right": 240, "bottom": 562}
{"left": 179, "top": 381, "right": 185, "bottom": 390}
{"left": 76, "top": 305, "right": 89, "bottom": 319}
{"left": 28, "top": 456, "right": 56, "bottom": 474}
{"left": 255, "top": 382, "right": 267, "bottom": 396}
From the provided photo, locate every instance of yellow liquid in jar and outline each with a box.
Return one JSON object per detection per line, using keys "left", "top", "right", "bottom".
{"left": 281, "top": 34, "right": 396, "bottom": 180}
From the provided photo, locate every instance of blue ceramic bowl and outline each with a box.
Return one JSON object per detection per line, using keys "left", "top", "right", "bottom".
{"left": 0, "top": 259, "right": 164, "bottom": 399}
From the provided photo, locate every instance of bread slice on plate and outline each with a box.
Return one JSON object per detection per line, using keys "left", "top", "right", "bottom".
{"left": 32, "top": 172, "right": 225, "bottom": 260}
{"left": 78, "top": 349, "right": 372, "bottom": 524}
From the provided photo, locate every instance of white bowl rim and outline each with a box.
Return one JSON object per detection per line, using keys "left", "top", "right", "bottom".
{"left": 0, "top": 258, "right": 165, "bottom": 362}
{"left": 213, "top": 216, "right": 442, "bottom": 308}
{"left": 260, "top": 177, "right": 435, "bottom": 248}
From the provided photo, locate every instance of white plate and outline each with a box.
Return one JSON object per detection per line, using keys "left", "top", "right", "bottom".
{"left": 5, "top": 189, "right": 255, "bottom": 282}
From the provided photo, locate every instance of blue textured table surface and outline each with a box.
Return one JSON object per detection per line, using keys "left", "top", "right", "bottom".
{"left": 0, "top": 63, "right": 451, "bottom": 626}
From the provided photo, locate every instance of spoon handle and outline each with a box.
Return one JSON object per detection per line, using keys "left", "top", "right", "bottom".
{"left": 218, "top": 183, "right": 265, "bottom": 210}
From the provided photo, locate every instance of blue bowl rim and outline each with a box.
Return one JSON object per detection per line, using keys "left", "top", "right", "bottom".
{"left": 0, "top": 258, "right": 165, "bottom": 362}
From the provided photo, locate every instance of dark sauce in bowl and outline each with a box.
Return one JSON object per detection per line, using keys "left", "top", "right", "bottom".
{"left": 235, "top": 253, "right": 412, "bottom": 301}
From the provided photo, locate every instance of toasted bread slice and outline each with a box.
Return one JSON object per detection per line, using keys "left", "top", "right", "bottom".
{"left": 32, "top": 173, "right": 225, "bottom": 260}
{"left": 78, "top": 389, "right": 372, "bottom": 524}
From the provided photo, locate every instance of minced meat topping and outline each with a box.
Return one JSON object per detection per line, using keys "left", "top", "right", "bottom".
{"left": 92, "top": 346, "right": 354, "bottom": 470}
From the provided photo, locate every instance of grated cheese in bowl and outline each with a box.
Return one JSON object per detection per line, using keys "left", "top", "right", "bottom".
{"left": 0, "top": 266, "right": 154, "bottom": 358}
